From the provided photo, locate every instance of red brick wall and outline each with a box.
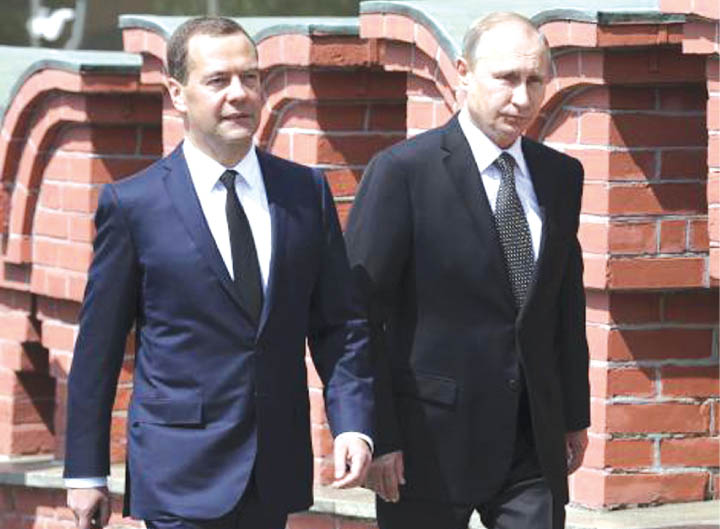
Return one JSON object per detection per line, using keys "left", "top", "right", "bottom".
{"left": 542, "top": 80, "right": 719, "bottom": 506}
{"left": 0, "top": 11, "right": 717, "bottom": 522}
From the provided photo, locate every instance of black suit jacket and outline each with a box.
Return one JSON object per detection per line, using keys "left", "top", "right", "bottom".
{"left": 345, "top": 116, "right": 589, "bottom": 505}
{"left": 64, "top": 145, "right": 374, "bottom": 520}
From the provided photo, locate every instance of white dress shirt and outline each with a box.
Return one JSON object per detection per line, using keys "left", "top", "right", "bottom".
{"left": 66, "top": 138, "right": 370, "bottom": 489}
{"left": 458, "top": 107, "right": 543, "bottom": 260}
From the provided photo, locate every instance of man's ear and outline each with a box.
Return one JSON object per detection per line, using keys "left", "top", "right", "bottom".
{"left": 167, "top": 77, "right": 187, "bottom": 114}
{"left": 456, "top": 58, "right": 470, "bottom": 87}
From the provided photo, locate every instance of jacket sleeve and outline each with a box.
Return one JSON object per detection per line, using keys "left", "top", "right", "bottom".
{"left": 307, "top": 170, "right": 374, "bottom": 440}
{"left": 63, "top": 184, "right": 138, "bottom": 478}
{"left": 556, "top": 159, "right": 590, "bottom": 432}
{"left": 344, "top": 151, "right": 413, "bottom": 456}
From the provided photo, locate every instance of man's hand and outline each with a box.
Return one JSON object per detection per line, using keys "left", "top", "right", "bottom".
{"left": 566, "top": 428, "right": 588, "bottom": 474}
{"left": 332, "top": 435, "right": 372, "bottom": 489}
{"left": 363, "top": 450, "right": 405, "bottom": 503}
{"left": 67, "top": 487, "right": 110, "bottom": 529}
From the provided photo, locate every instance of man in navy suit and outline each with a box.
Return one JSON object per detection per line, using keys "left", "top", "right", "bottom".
{"left": 346, "top": 12, "right": 589, "bottom": 529}
{"left": 64, "top": 16, "right": 373, "bottom": 529}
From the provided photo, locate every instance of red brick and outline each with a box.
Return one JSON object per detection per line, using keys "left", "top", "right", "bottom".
{"left": 611, "top": 183, "right": 706, "bottom": 215}
{"left": 407, "top": 76, "right": 441, "bottom": 98}
{"left": 368, "top": 102, "right": 406, "bottom": 132}
{"left": 34, "top": 210, "right": 68, "bottom": 239}
{"left": 544, "top": 110, "right": 578, "bottom": 143}
{"left": 571, "top": 86, "right": 655, "bottom": 111}
{"left": 309, "top": 38, "right": 372, "bottom": 68}
{"left": 56, "top": 125, "right": 140, "bottom": 155}
{"left": 581, "top": 182, "right": 609, "bottom": 215}
{"left": 305, "top": 355, "right": 322, "bottom": 389}
{"left": 38, "top": 182, "right": 61, "bottom": 209}
{"left": 380, "top": 40, "right": 412, "bottom": 71}
{"left": 309, "top": 71, "right": 406, "bottom": 100}
{"left": 608, "top": 221, "right": 656, "bottom": 254}
{"left": 61, "top": 185, "right": 100, "bottom": 213}
{"left": 407, "top": 99, "right": 435, "bottom": 130}
{"left": 294, "top": 133, "right": 403, "bottom": 166}
{"left": 658, "top": 85, "right": 707, "bottom": 111}
{"left": 311, "top": 424, "right": 333, "bottom": 455}
{"left": 661, "top": 437, "right": 720, "bottom": 467}
{"left": 41, "top": 321, "right": 75, "bottom": 352}
{"left": 584, "top": 436, "right": 654, "bottom": 469}
{"left": 325, "top": 169, "right": 360, "bottom": 197}
{"left": 313, "top": 457, "right": 335, "bottom": 485}
{"left": 0, "top": 313, "right": 37, "bottom": 343}
{"left": 659, "top": 219, "right": 687, "bottom": 253}
{"left": 664, "top": 290, "right": 719, "bottom": 323}
{"left": 605, "top": 402, "right": 710, "bottom": 434}
{"left": 578, "top": 222, "right": 608, "bottom": 253}
{"left": 585, "top": 291, "right": 661, "bottom": 324}
{"left": 597, "top": 23, "right": 682, "bottom": 47}
{"left": 309, "top": 388, "right": 327, "bottom": 424}
{"left": 708, "top": 95, "right": 720, "bottom": 131}
{"left": 384, "top": 14, "right": 414, "bottom": 42}
{"left": 689, "top": 219, "right": 710, "bottom": 251}
{"left": 661, "top": 150, "right": 707, "bottom": 180}
{"left": 287, "top": 513, "right": 335, "bottom": 529}
{"left": 606, "top": 367, "right": 655, "bottom": 397}
{"left": 606, "top": 471, "right": 708, "bottom": 506}
{"left": 607, "top": 257, "right": 706, "bottom": 289}
{"left": 709, "top": 134, "right": 719, "bottom": 168}
{"left": 608, "top": 327, "right": 713, "bottom": 361}
{"left": 581, "top": 112, "right": 706, "bottom": 148}
{"left": 661, "top": 366, "right": 719, "bottom": 398}
{"left": 68, "top": 214, "right": 95, "bottom": 243}
{"left": 282, "top": 103, "right": 367, "bottom": 132}
{"left": 604, "top": 49, "right": 706, "bottom": 85}
{"left": 7, "top": 423, "right": 54, "bottom": 455}
{"left": 708, "top": 174, "right": 719, "bottom": 206}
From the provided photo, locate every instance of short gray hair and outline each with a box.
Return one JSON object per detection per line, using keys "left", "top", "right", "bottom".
{"left": 462, "top": 12, "right": 551, "bottom": 71}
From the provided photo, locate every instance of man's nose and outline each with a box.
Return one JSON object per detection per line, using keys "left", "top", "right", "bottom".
{"left": 226, "top": 76, "right": 247, "bottom": 100}
{"left": 512, "top": 82, "right": 530, "bottom": 107}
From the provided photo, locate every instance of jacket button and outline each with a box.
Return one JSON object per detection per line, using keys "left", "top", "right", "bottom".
{"left": 507, "top": 379, "right": 519, "bottom": 391}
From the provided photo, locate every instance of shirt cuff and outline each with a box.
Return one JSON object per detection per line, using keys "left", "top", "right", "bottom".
{"left": 336, "top": 431, "right": 374, "bottom": 453}
{"left": 65, "top": 477, "right": 108, "bottom": 488}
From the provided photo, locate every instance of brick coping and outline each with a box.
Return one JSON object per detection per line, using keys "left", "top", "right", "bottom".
{"left": 0, "top": 460, "right": 717, "bottom": 529}
{"left": 0, "top": 45, "right": 141, "bottom": 121}
{"left": 117, "top": 15, "right": 360, "bottom": 43}
{"left": 358, "top": 0, "right": 687, "bottom": 61}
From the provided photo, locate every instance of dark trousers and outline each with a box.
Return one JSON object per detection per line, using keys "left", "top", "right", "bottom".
{"left": 377, "top": 389, "right": 565, "bottom": 529}
{"left": 144, "top": 474, "right": 287, "bottom": 529}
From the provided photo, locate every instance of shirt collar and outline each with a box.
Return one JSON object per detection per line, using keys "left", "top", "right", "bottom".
{"left": 457, "top": 105, "right": 530, "bottom": 180}
{"left": 182, "top": 138, "right": 263, "bottom": 193}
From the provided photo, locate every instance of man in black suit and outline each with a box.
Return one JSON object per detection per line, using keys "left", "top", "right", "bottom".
{"left": 64, "top": 16, "right": 373, "bottom": 529}
{"left": 345, "top": 12, "right": 589, "bottom": 529}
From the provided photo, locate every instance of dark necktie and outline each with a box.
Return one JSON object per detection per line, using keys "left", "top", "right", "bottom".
{"left": 219, "top": 169, "right": 263, "bottom": 323}
{"left": 493, "top": 152, "right": 535, "bottom": 309}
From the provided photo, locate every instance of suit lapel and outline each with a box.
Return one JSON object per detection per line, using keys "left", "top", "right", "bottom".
{"left": 441, "top": 117, "right": 515, "bottom": 306}
{"left": 518, "top": 137, "right": 558, "bottom": 319}
{"left": 255, "top": 149, "right": 287, "bottom": 338}
{"left": 162, "top": 145, "right": 255, "bottom": 321}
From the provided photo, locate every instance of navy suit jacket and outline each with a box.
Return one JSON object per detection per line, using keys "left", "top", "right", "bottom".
{"left": 64, "top": 145, "right": 373, "bottom": 520}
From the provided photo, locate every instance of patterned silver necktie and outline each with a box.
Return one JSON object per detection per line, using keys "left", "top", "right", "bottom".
{"left": 493, "top": 152, "right": 535, "bottom": 309}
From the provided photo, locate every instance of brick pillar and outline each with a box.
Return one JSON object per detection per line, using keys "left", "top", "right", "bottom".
{"left": 547, "top": 79, "right": 720, "bottom": 507}
{"left": 708, "top": 55, "right": 719, "bottom": 284}
{"left": 0, "top": 289, "right": 54, "bottom": 457}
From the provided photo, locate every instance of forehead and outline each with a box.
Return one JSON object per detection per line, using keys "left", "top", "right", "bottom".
{"left": 186, "top": 32, "right": 257, "bottom": 74}
{"left": 473, "top": 22, "right": 547, "bottom": 70}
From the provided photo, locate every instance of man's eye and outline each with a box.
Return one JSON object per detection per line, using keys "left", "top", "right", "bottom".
{"left": 207, "top": 77, "right": 226, "bottom": 86}
{"left": 241, "top": 73, "right": 260, "bottom": 86}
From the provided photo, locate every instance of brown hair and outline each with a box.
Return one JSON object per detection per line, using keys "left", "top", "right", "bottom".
{"left": 166, "top": 16, "right": 255, "bottom": 84}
